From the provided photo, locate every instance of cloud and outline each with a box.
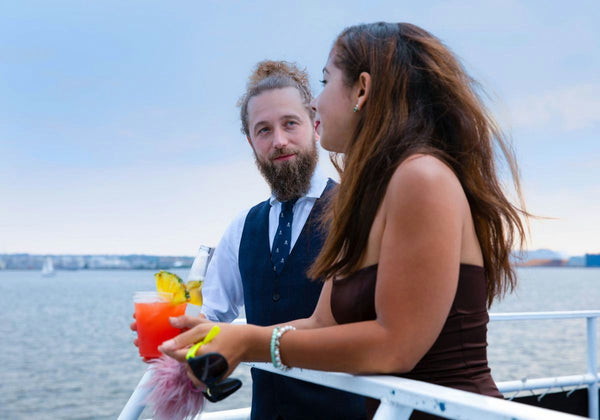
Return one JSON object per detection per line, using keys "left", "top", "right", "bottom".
{"left": 510, "top": 83, "right": 600, "bottom": 131}
{"left": 523, "top": 183, "right": 600, "bottom": 255}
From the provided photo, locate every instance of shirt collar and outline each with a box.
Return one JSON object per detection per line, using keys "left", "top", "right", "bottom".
{"left": 268, "top": 164, "right": 329, "bottom": 206}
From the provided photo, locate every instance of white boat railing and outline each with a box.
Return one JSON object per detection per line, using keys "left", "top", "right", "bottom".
{"left": 119, "top": 310, "right": 600, "bottom": 420}
{"left": 491, "top": 311, "right": 600, "bottom": 419}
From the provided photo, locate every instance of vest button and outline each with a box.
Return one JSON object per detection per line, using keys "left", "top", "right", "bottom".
{"left": 272, "top": 293, "right": 280, "bottom": 302}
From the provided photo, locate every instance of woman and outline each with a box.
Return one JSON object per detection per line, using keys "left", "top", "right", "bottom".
{"left": 160, "top": 22, "right": 527, "bottom": 418}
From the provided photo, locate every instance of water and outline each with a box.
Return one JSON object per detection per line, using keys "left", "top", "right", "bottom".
{"left": 0, "top": 267, "right": 598, "bottom": 419}
{"left": 488, "top": 267, "right": 600, "bottom": 384}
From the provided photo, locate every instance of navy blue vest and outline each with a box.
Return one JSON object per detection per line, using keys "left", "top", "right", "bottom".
{"left": 239, "top": 179, "right": 366, "bottom": 420}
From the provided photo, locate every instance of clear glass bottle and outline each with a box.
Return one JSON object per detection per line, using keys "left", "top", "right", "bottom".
{"left": 185, "top": 245, "right": 214, "bottom": 315}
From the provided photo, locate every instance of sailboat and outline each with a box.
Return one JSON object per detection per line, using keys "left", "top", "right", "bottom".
{"left": 41, "top": 256, "right": 55, "bottom": 277}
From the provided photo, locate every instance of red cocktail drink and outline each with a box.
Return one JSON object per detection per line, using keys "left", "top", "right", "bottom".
{"left": 134, "top": 292, "right": 187, "bottom": 359}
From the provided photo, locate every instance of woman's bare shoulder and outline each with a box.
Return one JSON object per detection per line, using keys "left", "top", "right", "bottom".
{"left": 386, "top": 154, "right": 463, "bottom": 203}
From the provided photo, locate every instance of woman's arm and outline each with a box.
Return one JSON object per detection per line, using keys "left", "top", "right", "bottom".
{"left": 159, "top": 266, "right": 339, "bottom": 368}
{"left": 287, "top": 278, "right": 337, "bottom": 329}
{"left": 162, "top": 155, "right": 468, "bottom": 375}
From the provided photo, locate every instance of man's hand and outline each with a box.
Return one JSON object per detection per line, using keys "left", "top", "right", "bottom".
{"left": 130, "top": 313, "right": 139, "bottom": 347}
{"left": 169, "top": 313, "right": 207, "bottom": 330}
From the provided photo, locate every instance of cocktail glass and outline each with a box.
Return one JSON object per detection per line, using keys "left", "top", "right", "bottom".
{"left": 134, "top": 291, "right": 187, "bottom": 359}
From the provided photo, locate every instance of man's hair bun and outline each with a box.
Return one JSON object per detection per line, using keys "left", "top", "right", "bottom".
{"left": 248, "top": 60, "right": 310, "bottom": 90}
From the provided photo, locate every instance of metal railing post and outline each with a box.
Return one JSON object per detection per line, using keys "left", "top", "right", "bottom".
{"left": 372, "top": 399, "right": 412, "bottom": 420}
{"left": 117, "top": 369, "right": 153, "bottom": 420}
{"left": 587, "top": 316, "right": 598, "bottom": 420}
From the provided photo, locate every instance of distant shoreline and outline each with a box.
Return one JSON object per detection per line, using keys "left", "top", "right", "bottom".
{"left": 1, "top": 253, "right": 598, "bottom": 270}
{"left": 0, "top": 253, "right": 194, "bottom": 271}
{"left": 515, "top": 258, "right": 593, "bottom": 268}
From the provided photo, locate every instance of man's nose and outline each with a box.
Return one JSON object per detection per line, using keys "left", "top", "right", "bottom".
{"left": 272, "top": 127, "right": 288, "bottom": 149}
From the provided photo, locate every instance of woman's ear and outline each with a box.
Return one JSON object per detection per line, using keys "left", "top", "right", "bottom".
{"left": 354, "top": 72, "right": 371, "bottom": 111}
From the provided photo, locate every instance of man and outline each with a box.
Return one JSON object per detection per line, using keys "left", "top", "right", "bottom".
{"left": 133, "top": 60, "right": 365, "bottom": 419}
{"left": 196, "top": 61, "right": 365, "bottom": 419}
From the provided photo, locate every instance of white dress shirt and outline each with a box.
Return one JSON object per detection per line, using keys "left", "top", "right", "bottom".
{"left": 198, "top": 168, "right": 330, "bottom": 323}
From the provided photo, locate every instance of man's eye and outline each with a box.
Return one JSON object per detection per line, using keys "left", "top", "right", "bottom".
{"left": 286, "top": 121, "right": 298, "bottom": 127}
{"left": 258, "top": 127, "right": 269, "bottom": 134}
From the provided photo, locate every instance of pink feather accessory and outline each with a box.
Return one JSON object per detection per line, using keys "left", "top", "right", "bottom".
{"left": 143, "top": 355, "right": 205, "bottom": 420}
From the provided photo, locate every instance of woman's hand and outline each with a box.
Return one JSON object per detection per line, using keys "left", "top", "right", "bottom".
{"left": 159, "top": 316, "right": 258, "bottom": 384}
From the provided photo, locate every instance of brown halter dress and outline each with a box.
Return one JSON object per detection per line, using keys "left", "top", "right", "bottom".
{"left": 331, "top": 263, "right": 503, "bottom": 419}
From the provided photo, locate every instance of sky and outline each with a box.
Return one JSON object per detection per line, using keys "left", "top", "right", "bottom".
{"left": 1, "top": 0, "right": 599, "bottom": 257}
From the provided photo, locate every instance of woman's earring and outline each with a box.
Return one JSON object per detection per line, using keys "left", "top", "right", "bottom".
{"left": 353, "top": 104, "right": 359, "bottom": 113}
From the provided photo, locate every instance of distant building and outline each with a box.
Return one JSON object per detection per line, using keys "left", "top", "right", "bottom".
{"left": 586, "top": 254, "right": 600, "bottom": 267}
{"left": 89, "top": 256, "right": 132, "bottom": 269}
{"left": 566, "top": 256, "right": 585, "bottom": 267}
{"left": 57, "top": 255, "right": 87, "bottom": 270}
{"left": 519, "top": 258, "right": 566, "bottom": 267}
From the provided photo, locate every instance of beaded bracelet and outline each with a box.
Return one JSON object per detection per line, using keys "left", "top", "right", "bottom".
{"left": 270, "top": 325, "right": 296, "bottom": 371}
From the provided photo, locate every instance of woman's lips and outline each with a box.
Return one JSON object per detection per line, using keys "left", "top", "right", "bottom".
{"left": 314, "top": 121, "right": 321, "bottom": 132}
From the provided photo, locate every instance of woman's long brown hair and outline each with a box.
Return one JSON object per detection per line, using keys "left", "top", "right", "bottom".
{"left": 309, "top": 22, "right": 527, "bottom": 307}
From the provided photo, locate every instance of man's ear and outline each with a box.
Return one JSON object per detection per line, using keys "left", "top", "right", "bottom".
{"left": 246, "top": 135, "right": 252, "bottom": 147}
{"left": 354, "top": 71, "right": 371, "bottom": 112}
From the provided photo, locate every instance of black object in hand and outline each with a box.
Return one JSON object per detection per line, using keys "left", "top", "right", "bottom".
{"left": 203, "top": 378, "right": 242, "bottom": 402}
{"left": 187, "top": 352, "right": 242, "bottom": 402}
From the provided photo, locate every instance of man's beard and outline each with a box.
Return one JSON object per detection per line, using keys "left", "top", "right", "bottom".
{"left": 254, "top": 142, "right": 319, "bottom": 202}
